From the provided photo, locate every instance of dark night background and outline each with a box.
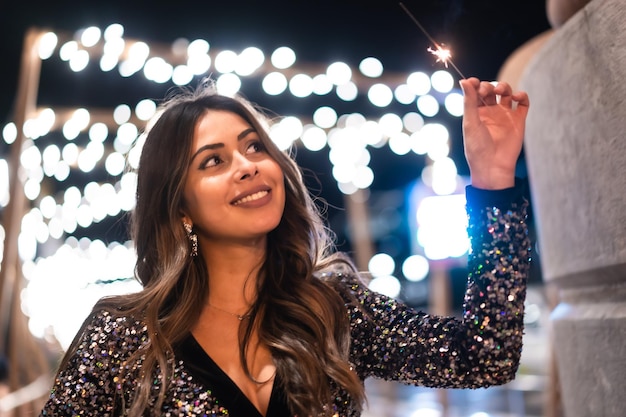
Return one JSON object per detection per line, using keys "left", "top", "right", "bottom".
{"left": 0, "top": 0, "right": 550, "bottom": 305}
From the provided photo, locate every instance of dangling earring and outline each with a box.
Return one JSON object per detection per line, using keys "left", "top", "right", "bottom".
{"left": 183, "top": 221, "right": 198, "bottom": 257}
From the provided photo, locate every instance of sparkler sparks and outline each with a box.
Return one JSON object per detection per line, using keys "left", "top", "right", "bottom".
{"left": 399, "top": 2, "right": 467, "bottom": 79}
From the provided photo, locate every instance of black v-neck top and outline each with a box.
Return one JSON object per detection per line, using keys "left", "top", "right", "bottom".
{"left": 40, "top": 184, "right": 531, "bottom": 417}
{"left": 176, "top": 335, "right": 291, "bottom": 417}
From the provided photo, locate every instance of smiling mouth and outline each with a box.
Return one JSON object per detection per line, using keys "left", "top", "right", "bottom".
{"left": 232, "top": 190, "right": 269, "bottom": 205}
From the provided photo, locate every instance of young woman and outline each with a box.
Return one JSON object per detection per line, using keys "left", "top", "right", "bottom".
{"left": 40, "top": 77, "right": 530, "bottom": 417}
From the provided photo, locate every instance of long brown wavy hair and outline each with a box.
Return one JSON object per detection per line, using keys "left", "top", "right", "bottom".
{"left": 59, "top": 84, "right": 365, "bottom": 416}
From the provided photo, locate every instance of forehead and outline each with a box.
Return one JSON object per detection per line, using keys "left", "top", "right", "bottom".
{"left": 193, "top": 110, "right": 253, "bottom": 143}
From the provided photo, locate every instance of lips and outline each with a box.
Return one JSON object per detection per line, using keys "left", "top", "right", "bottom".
{"left": 231, "top": 186, "right": 271, "bottom": 206}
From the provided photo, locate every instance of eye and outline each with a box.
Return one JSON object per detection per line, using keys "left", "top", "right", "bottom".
{"left": 201, "top": 154, "right": 222, "bottom": 169}
{"left": 246, "top": 140, "right": 265, "bottom": 154}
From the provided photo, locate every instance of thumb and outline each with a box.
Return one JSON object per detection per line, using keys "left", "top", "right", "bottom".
{"left": 460, "top": 78, "right": 480, "bottom": 123}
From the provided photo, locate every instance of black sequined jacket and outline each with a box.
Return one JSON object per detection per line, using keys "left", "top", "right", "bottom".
{"left": 40, "top": 184, "right": 530, "bottom": 417}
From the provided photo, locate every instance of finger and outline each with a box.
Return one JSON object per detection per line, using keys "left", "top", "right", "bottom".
{"left": 512, "top": 91, "right": 530, "bottom": 119}
{"left": 478, "top": 81, "right": 497, "bottom": 106}
{"left": 494, "top": 82, "right": 513, "bottom": 108}
{"left": 460, "top": 78, "right": 480, "bottom": 120}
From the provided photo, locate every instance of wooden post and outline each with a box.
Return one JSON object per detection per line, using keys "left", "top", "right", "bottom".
{"left": 0, "top": 27, "right": 47, "bottom": 417}
{"left": 344, "top": 189, "right": 374, "bottom": 271}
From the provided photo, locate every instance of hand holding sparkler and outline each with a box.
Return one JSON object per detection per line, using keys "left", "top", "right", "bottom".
{"left": 460, "top": 78, "right": 530, "bottom": 190}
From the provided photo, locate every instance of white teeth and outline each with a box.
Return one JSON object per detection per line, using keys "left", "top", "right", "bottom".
{"left": 233, "top": 190, "right": 269, "bottom": 205}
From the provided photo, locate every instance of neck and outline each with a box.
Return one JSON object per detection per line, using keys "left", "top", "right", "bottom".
{"left": 200, "top": 238, "right": 266, "bottom": 309}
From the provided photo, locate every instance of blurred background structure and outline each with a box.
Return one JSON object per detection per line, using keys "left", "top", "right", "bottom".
{"left": 3, "top": 1, "right": 623, "bottom": 416}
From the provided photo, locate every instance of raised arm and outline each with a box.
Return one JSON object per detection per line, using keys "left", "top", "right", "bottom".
{"left": 345, "top": 78, "right": 531, "bottom": 388}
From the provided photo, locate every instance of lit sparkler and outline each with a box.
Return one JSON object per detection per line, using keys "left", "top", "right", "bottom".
{"left": 399, "top": 2, "right": 467, "bottom": 79}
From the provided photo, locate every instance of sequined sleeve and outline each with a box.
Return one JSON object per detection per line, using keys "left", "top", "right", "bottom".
{"left": 342, "top": 183, "right": 530, "bottom": 389}
{"left": 40, "top": 310, "right": 148, "bottom": 416}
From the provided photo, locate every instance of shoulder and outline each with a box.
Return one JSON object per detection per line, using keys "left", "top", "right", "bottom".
{"left": 72, "top": 308, "right": 150, "bottom": 354}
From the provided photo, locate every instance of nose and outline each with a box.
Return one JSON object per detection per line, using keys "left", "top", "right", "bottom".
{"left": 233, "top": 152, "right": 258, "bottom": 181}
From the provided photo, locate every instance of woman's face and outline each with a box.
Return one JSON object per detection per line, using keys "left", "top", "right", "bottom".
{"left": 181, "top": 110, "right": 285, "bottom": 249}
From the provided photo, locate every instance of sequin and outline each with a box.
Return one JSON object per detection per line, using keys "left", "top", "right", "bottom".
{"left": 39, "top": 191, "right": 529, "bottom": 416}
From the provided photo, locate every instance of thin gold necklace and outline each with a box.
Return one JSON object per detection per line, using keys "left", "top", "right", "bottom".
{"left": 207, "top": 303, "right": 251, "bottom": 321}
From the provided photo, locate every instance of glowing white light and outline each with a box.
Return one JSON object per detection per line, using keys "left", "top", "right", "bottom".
{"left": 62, "top": 143, "right": 79, "bottom": 164}
{"left": 269, "top": 123, "right": 295, "bottom": 151}
{"left": 313, "top": 106, "right": 337, "bottom": 129}
{"left": 300, "top": 125, "right": 327, "bottom": 151}
{"left": 389, "top": 132, "right": 411, "bottom": 155}
{"left": 326, "top": 62, "right": 352, "bottom": 85}
{"left": 64, "top": 186, "right": 82, "bottom": 208}
{"left": 127, "top": 134, "right": 145, "bottom": 169}
{"left": 402, "top": 255, "right": 429, "bottom": 282}
{"left": 279, "top": 116, "right": 304, "bottom": 141}
{"left": 104, "top": 24, "right": 124, "bottom": 40}
{"left": 262, "top": 72, "right": 288, "bottom": 96}
{"left": 215, "top": 73, "right": 242, "bottom": 97}
{"left": 332, "top": 164, "right": 356, "bottom": 183}
{"left": 172, "top": 65, "right": 194, "bottom": 85}
{"left": 100, "top": 54, "right": 119, "bottom": 72}
{"left": 236, "top": 47, "right": 264, "bottom": 76}
{"left": 431, "top": 157, "right": 458, "bottom": 195}
{"left": 345, "top": 113, "right": 366, "bottom": 129}
{"left": 80, "top": 26, "right": 101, "bottom": 47}
{"left": 431, "top": 70, "right": 454, "bottom": 93}
{"left": 76, "top": 204, "right": 93, "bottom": 228}
{"left": 113, "top": 104, "right": 131, "bottom": 125}
{"left": 143, "top": 57, "right": 173, "bottom": 83}
{"left": 73, "top": 108, "right": 90, "bottom": 131}
{"left": 69, "top": 49, "right": 90, "bottom": 72}
{"left": 368, "top": 83, "right": 393, "bottom": 107}
{"left": 38, "top": 32, "right": 58, "bottom": 60}
{"left": 359, "top": 121, "right": 385, "bottom": 147}
{"left": 337, "top": 181, "right": 358, "bottom": 195}
{"left": 117, "top": 123, "right": 138, "bottom": 146}
{"left": 403, "top": 112, "right": 424, "bottom": 133}
{"left": 187, "top": 39, "right": 209, "bottom": 56}
{"left": 59, "top": 41, "right": 78, "bottom": 61}
{"left": 312, "top": 74, "right": 333, "bottom": 95}
{"left": 368, "top": 275, "right": 401, "bottom": 298}
{"left": 103, "top": 38, "right": 126, "bottom": 60}
{"left": 289, "top": 74, "right": 314, "bottom": 98}
{"left": 444, "top": 92, "right": 464, "bottom": 117}
{"left": 378, "top": 113, "right": 403, "bottom": 137}
{"left": 39, "top": 195, "right": 57, "bottom": 219}
{"left": 417, "top": 95, "right": 440, "bottom": 117}
{"left": 394, "top": 84, "right": 416, "bottom": 105}
{"left": 1, "top": 160, "right": 11, "bottom": 205}
{"left": 3, "top": 123, "right": 17, "bottom": 144}
{"left": 48, "top": 218, "right": 63, "bottom": 239}
{"left": 54, "top": 161, "right": 70, "bottom": 182}
{"left": 368, "top": 253, "right": 395, "bottom": 276}
{"left": 135, "top": 99, "right": 157, "bottom": 121}
{"left": 60, "top": 120, "right": 80, "bottom": 140}
{"left": 336, "top": 82, "right": 358, "bottom": 101}
{"left": 416, "top": 194, "right": 469, "bottom": 260}
{"left": 42, "top": 144, "right": 61, "bottom": 176}
{"left": 20, "top": 146, "right": 42, "bottom": 171}
{"left": 353, "top": 166, "right": 374, "bottom": 189}
{"left": 407, "top": 71, "right": 431, "bottom": 96}
{"left": 119, "top": 42, "right": 150, "bottom": 77}
{"left": 187, "top": 54, "right": 211, "bottom": 76}
{"left": 359, "top": 57, "right": 383, "bottom": 78}
{"left": 271, "top": 47, "right": 296, "bottom": 69}
{"left": 105, "top": 152, "right": 126, "bottom": 176}
{"left": 214, "top": 50, "right": 238, "bottom": 73}
{"left": 83, "top": 181, "right": 100, "bottom": 203}
{"left": 77, "top": 142, "right": 103, "bottom": 173}
{"left": 24, "top": 178, "right": 40, "bottom": 200}
{"left": 89, "top": 123, "right": 108, "bottom": 143}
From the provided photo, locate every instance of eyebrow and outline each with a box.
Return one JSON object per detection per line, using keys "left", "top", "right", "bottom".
{"left": 190, "top": 127, "right": 257, "bottom": 163}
